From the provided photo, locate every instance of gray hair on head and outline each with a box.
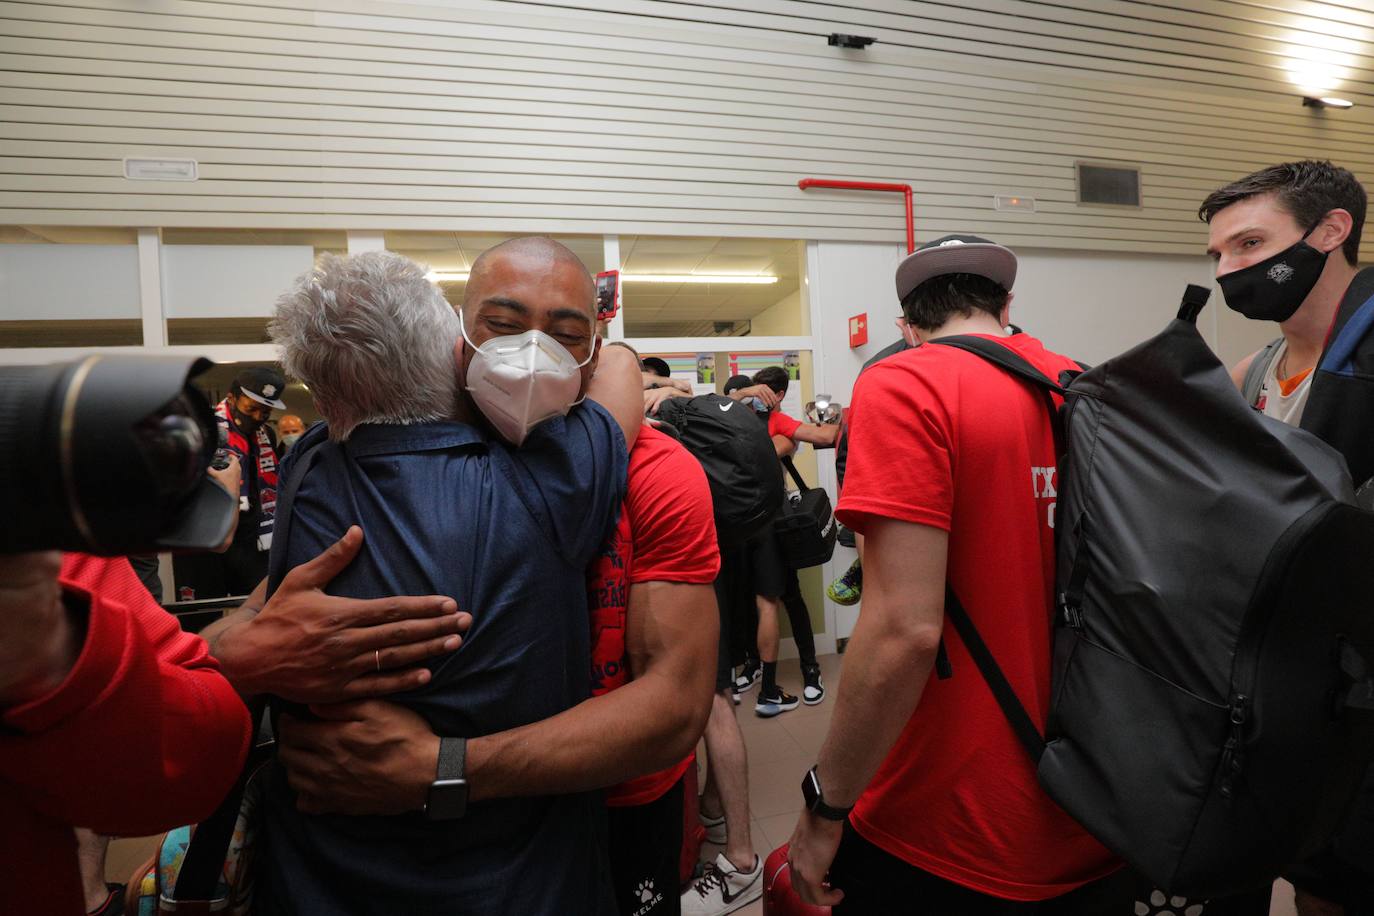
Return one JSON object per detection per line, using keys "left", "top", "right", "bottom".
{"left": 270, "top": 251, "right": 459, "bottom": 440}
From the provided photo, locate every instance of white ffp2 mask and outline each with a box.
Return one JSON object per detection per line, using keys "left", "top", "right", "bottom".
{"left": 459, "top": 312, "right": 595, "bottom": 446}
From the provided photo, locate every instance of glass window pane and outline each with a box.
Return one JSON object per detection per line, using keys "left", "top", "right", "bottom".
{"left": 0, "top": 226, "right": 141, "bottom": 347}
{"left": 161, "top": 229, "right": 347, "bottom": 345}
{"left": 620, "top": 237, "right": 805, "bottom": 338}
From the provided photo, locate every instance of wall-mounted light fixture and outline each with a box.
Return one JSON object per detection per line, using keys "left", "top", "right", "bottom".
{"left": 1303, "top": 96, "right": 1355, "bottom": 109}
{"left": 827, "top": 33, "right": 875, "bottom": 49}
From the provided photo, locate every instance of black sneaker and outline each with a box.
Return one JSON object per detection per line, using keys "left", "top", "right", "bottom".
{"left": 731, "top": 659, "right": 761, "bottom": 696}
{"left": 802, "top": 665, "right": 825, "bottom": 705}
{"left": 755, "top": 687, "right": 799, "bottom": 718}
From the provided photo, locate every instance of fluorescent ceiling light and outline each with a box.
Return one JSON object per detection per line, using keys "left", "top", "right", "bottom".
{"left": 426, "top": 271, "right": 776, "bottom": 284}
{"left": 622, "top": 274, "right": 777, "bottom": 284}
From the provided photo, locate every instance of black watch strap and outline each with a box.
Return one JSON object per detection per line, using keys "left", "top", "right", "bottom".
{"left": 426, "top": 737, "right": 469, "bottom": 821}
{"left": 437, "top": 736, "right": 467, "bottom": 781}
{"left": 803, "top": 765, "right": 852, "bottom": 821}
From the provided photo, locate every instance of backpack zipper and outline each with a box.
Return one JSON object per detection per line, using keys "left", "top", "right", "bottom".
{"left": 1218, "top": 694, "right": 1249, "bottom": 800}
{"left": 1219, "top": 501, "right": 1336, "bottom": 802}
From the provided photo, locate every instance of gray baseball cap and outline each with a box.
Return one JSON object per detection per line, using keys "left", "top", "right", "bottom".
{"left": 895, "top": 234, "right": 1018, "bottom": 303}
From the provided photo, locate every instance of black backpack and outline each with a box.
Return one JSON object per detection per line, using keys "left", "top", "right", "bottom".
{"left": 929, "top": 286, "right": 1374, "bottom": 898}
{"left": 655, "top": 394, "right": 784, "bottom": 545}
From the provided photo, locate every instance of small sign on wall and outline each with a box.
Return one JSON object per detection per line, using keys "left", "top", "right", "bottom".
{"left": 849, "top": 313, "right": 868, "bottom": 348}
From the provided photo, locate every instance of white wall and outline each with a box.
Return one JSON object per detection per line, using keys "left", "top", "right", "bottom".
{"left": 4, "top": 1, "right": 1374, "bottom": 255}
{"left": 0, "top": 243, "right": 140, "bottom": 319}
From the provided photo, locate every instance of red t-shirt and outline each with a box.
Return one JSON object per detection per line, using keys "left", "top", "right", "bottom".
{"left": 836, "top": 334, "right": 1119, "bottom": 901}
{"left": 588, "top": 426, "right": 720, "bottom": 806}
{"left": 767, "top": 409, "right": 802, "bottom": 440}
{"left": 0, "top": 555, "right": 251, "bottom": 915}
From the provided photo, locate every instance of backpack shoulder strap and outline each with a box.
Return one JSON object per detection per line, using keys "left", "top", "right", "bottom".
{"left": 942, "top": 587, "right": 1046, "bottom": 764}
{"left": 781, "top": 454, "right": 809, "bottom": 492}
{"left": 1241, "top": 338, "right": 1283, "bottom": 408}
{"left": 928, "top": 336, "right": 1068, "bottom": 396}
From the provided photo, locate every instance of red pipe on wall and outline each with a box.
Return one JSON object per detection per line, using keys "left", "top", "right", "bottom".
{"left": 797, "top": 178, "right": 915, "bottom": 253}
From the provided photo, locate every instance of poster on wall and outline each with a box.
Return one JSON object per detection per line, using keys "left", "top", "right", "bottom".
{"left": 646, "top": 352, "right": 717, "bottom": 395}
{"left": 728, "top": 350, "right": 803, "bottom": 421}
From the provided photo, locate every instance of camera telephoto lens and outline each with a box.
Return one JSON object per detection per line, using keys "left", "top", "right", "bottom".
{"left": 134, "top": 393, "right": 209, "bottom": 501}
{"left": 0, "top": 355, "right": 236, "bottom": 555}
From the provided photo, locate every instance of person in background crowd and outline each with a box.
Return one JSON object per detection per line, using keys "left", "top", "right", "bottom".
{"left": 276, "top": 413, "right": 305, "bottom": 455}
{"left": 1202, "top": 160, "right": 1374, "bottom": 916}
{"left": 0, "top": 550, "right": 252, "bottom": 916}
{"left": 642, "top": 355, "right": 694, "bottom": 395}
{"left": 642, "top": 356, "right": 674, "bottom": 379}
{"left": 175, "top": 367, "right": 285, "bottom": 599}
{"left": 725, "top": 368, "right": 837, "bottom": 715}
{"left": 629, "top": 374, "right": 768, "bottom": 914}
{"left": 787, "top": 234, "right": 1128, "bottom": 912}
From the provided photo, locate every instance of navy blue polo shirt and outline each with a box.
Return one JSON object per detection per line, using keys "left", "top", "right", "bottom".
{"left": 258, "top": 402, "right": 627, "bottom": 916}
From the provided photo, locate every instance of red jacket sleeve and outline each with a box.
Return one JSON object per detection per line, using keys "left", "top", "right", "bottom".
{"left": 0, "top": 555, "right": 251, "bottom": 835}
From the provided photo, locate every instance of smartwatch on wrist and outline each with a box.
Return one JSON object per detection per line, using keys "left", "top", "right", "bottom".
{"left": 801, "top": 765, "right": 852, "bottom": 821}
{"left": 425, "top": 736, "right": 469, "bottom": 821}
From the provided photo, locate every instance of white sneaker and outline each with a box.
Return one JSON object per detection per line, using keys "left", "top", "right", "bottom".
{"left": 699, "top": 810, "right": 727, "bottom": 845}
{"left": 680, "top": 852, "right": 762, "bottom": 916}
{"left": 802, "top": 667, "right": 825, "bottom": 705}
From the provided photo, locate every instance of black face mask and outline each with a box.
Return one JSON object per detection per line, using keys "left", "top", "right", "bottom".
{"left": 229, "top": 400, "right": 264, "bottom": 435}
{"left": 1217, "top": 225, "right": 1329, "bottom": 323}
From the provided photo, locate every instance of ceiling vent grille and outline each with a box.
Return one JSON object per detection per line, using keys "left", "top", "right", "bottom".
{"left": 1076, "top": 162, "right": 1141, "bottom": 207}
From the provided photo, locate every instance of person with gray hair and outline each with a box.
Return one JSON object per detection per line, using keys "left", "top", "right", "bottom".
{"left": 271, "top": 250, "right": 459, "bottom": 440}
{"left": 204, "top": 242, "right": 646, "bottom": 915}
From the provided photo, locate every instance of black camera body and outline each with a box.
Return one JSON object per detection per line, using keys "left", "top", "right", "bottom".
{"left": 0, "top": 355, "right": 236, "bottom": 555}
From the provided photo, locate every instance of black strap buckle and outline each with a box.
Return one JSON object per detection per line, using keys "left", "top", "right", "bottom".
{"left": 1058, "top": 594, "right": 1083, "bottom": 629}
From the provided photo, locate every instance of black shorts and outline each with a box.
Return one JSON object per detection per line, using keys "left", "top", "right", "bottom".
{"left": 744, "top": 525, "right": 788, "bottom": 600}
{"left": 829, "top": 820, "right": 1136, "bottom": 915}
{"left": 714, "top": 540, "right": 750, "bottom": 691}
{"left": 607, "top": 776, "right": 685, "bottom": 916}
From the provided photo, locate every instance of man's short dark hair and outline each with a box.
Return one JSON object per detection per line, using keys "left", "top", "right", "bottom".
{"left": 641, "top": 356, "right": 671, "bottom": 378}
{"left": 1198, "top": 160, "right": 1366, "bottom": 266}
{"left": 723, "top": 374, "right": 753, "bottom": 395}
{"left": 753, "top": 366, "right": 789, "bottom": 396}
{"left": 900, "top": 273, "right": 1009, "bottom": 332}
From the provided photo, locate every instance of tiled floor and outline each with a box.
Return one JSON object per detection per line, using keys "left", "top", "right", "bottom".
{"left": 107, "top": 650, "right": 1300, "bottom": 916}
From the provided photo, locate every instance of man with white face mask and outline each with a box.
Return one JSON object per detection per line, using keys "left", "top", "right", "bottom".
{"left": 247, "top": 243, "right": 643, "bottom": 916}
{"left": 266, "top": 250, "right": 721, "bottom": 916}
